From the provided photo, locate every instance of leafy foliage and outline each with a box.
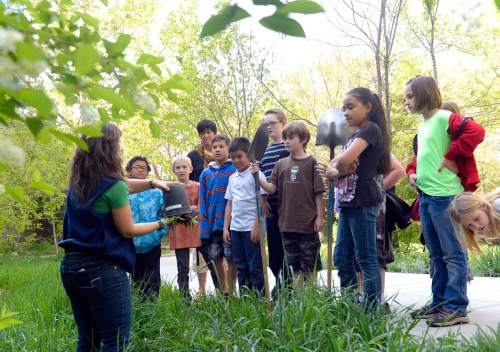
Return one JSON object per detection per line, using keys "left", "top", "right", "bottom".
{"left": 201, "top": 0, "right": 324, "bottom": 38}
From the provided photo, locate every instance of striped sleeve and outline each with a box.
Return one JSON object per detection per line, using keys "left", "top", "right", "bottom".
{"left": 260, "top": 143, "right": 289, "bottom": 180}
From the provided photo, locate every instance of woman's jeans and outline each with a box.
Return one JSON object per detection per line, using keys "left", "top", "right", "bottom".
{"left": 60, "top": 252, "right": 132, "bottom": 352}
{"left": 334, "top": 206, "right": 381, "bottom": 307}
{"left": 419, "top": 193, "right": 468, "bottom": 315}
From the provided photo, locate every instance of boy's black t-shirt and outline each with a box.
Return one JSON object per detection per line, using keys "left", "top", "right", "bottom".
{"left": 337, "top": 121, "right": 384, "bottom": 208}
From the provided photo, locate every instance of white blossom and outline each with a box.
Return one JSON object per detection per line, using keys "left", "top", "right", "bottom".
{"left": 80, "top": 104, "right": 100, "bottom": 124}
{"left": 0, "top": 57, "right": 18, "bottom": 89}
{"left": 0, "top": 27, "right": 24, "bottom": 51}
{"left": 133, "top": 91, "right": 157, "bottom": 114}
{"left": 0, "top": 137, "right": 25, "bottom": 168}
{"left": 19, "top": 59, "right": 49, "bottom": 77}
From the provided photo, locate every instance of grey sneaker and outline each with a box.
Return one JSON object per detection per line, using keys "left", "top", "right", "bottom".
{"left": 411, "top": 304, "right": 440, "bottom": 320}
{"left": 426, "top": 309, "right": 469, "bottom": 327}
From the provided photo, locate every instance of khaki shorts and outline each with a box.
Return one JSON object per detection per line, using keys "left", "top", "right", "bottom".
{"left": 190, "top": 248, "right": 208, "bottom": 274}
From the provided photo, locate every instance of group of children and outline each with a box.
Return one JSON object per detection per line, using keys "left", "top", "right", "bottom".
{"left": 166, "top": 114, "right": 326, "bottom": 299}
{"left": 162, "top": 76, "right": 498, "bottom": 328}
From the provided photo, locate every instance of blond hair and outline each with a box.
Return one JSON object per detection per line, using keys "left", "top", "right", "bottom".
{"left": 449, "top": 188, "right": 500, "bottom": 252}
{"left": 171, "top": 155, "right": 192, "bottom": 172}
{"left": 264, "top": 108, "right": 287, "bottom": 124}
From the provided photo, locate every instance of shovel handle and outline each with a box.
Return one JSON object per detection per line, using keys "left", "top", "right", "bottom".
{"left": 254, "top": 171, "right": 272, "bottom": 308}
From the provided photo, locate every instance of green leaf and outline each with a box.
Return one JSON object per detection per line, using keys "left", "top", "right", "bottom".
{"left": 0, "top": 308, "right": 22, "bottom": 330}
{"left": 150, "top": 65, "right": 161, "bottom": 76}
{"left": 277, "top": 0, "right": 324, "bottom": 15}
{"left": 75, "top": 125, "right": 103, "bottom": 137}
{"left": 164, "top": 112, "right": 182, "bottom": 121}
{"left": 252, "top": 0, "right": 283, "bottom": 6}
{"left": 201, "top": 5, "right": 251, "bottom": 38}
{"left": 32, "top": 169, "right": 42, "bottom": 182}
{"left": 86, "top": 87, "right": 136, "bottom": 114}
{"left": 496, "top": 0, "right": 500, "bottom": 10}
{"left": 49, "top": 129, "right": 89, "bottom": 151}
{"left": 137, "top": 54, "right": 164, "bottom": 66}
{"left": 162, "top": 74, "right": 194, "bottom": 91}
{"left": 25, "top": 118, "right": 44, "bottom": 137}
{"left": 103, "top": 34, "right": 131, "bottom": 57}
{"left": 30, "top": 181, "right": 58, "bottom": 195}
{"left": 15, "top": 42, "right": 46, "bottom": 61}
{"left": 74, "top": 44, "right": 100, "bottom": 76}
{"left": 259, "top": 14, "right": 305, "bottom": 37}
{"left": 98, "top": 108, "right": 109, "bottom": 123}
{"left": 9, "top": 88, "right": 53, "bottom": 116}
{"left": 5, "top": 185, "right": 26, "bottom": 203}
{"left": 78, "top": 13, "right": 99, "bottom": 30}
{"left": 149, "top": 120, "right": 161, "bottom": 138}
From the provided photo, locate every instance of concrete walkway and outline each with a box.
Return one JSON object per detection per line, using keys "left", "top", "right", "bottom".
{"left": 159, "top": 256, "right": 500, "bottom": 339}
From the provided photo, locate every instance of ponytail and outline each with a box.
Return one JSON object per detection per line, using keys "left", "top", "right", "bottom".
{"left": 346, "top": 88, "right": 391, "bottom": 174}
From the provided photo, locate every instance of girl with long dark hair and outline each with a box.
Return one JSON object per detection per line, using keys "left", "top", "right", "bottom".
{"left": 327, "top": 87, "right": 391, "bottom": 308}
{"left": 59, "top": 123, "right": 169, "bottom": 351}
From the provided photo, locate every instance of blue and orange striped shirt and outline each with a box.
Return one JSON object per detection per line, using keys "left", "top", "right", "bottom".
{"left": 199, "top": 161, "right": 236, "bottom": 239}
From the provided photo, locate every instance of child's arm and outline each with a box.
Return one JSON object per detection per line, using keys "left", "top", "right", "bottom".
{"left": 198, "top": 173, "right": 209, "bottom": 240}
{"left": 439, "top": 115, "right": 485, "bottom": 172}
{"left": 405, "top": 156, "right": 418, "bottom": 187}
{"left": 384, "top": 157, "right": 404, "bottom": 190}
{"left": 223, "top": 199, "right": 232, "bottom": 244}
{"left": 334, "top": 138, "right": 368, "bottom": 176}
{"left": 314, "top": 192, "right": 325, "bottom": 232}
{"left": 250, "top": 164, "right": 277, "bottom": 194}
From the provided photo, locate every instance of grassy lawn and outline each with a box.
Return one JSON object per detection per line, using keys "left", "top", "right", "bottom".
{"left": 1, "top": 255, "right": 499, "bottom": 351}
{"left": 387, "top": 244, "right": 500, "bottom": 277}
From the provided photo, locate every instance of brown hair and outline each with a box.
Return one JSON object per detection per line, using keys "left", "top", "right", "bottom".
{"left": 264, "top": 108, "right": 287, "bottom": 124}
{"left": 282, "top": 121, "right": 310, "bottom": 149}
{"left": 212, "top": 134, "right": 231, "bottom": 146}
{"left": 69, "top": 123, "right": 124, "bottom": 203}
{"left": 406, "top": 76, "right": 442, "bottom": 111}
{"left": 442, "top": 101, "right": 461, "bottom": 114}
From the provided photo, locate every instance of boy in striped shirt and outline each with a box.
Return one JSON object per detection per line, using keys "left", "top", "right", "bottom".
{"left": 260, "top": 109, "right": 290, "bottom": 295}
{"left": 199, "top": 134, "right": 237, "bottom": 294}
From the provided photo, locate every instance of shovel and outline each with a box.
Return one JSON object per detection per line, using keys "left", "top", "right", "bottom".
{"left": 316, "top": 108, "right": 351, "bottom": 289}
{"left": 248, "top": 123, "right": 271, "bottom": 308}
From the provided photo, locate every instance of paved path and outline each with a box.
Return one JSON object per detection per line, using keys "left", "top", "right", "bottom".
{"left": 160, "top": 256, "right": 500, "bottom": 339}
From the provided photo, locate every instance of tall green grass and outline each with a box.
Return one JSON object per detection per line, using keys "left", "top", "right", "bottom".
{"left": 0, "top": 256, "right": 498, "bottom": 351}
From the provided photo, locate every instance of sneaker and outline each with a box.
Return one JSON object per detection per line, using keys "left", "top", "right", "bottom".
{"left": 410, "top": 304, "right": 440, "bottom": 320}
{"left": 427, "top": 309, "right": 469, "bottom": 327}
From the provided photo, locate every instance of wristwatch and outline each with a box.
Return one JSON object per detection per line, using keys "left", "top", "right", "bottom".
{"left": 157, "top": 218, "right": 167, "bottom": 229}
{"left": 149, "top": 180, "right": 155, "bottom": 189}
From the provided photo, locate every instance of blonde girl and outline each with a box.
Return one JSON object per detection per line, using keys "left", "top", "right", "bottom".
{"left": 449, "top": 188, "right": 500, "bottom": 251}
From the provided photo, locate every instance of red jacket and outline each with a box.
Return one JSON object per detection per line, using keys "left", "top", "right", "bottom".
{"left": 406, "top": 113, "right": 485, "bottom": 192}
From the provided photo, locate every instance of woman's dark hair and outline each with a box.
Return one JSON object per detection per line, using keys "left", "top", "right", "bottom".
{"left": 196, "top": 119, "right": 217, "bottom": 134}
{"left": 346, "top": 87, "right": 390, "bottom": 174}
{"left": 228, "top": 137, "right": 251, "bottom": 155}
{"left": 126, "top": 156, "right": 151, "bottom": 173}
{"left": 69, "top": 123, "right": 124, "bottom": 203}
